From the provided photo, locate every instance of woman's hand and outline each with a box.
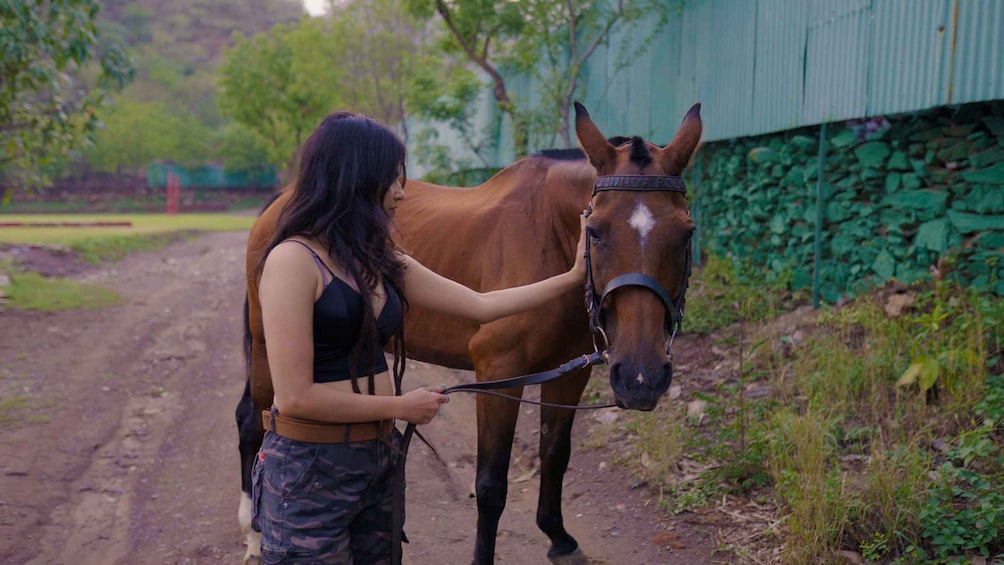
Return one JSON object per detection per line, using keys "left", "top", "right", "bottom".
{"left": 571, "top": 212, "right": 588, "bottom": 280}
{"left": 396, "top": 384, "right": 449, "bottom": 424}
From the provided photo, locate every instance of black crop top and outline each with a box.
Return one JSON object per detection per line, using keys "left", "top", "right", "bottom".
{"left": 288, "top": 241, "right": 404, "bottom": 383}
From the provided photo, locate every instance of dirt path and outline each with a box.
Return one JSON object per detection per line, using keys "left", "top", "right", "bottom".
{"left": 0, "top": 231, "right": 723, "bottom": 564}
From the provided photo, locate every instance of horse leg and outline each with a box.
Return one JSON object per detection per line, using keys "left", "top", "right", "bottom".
{"left": 235, "top": 378, "right": 263, "bottom": 564}
{"left": 537, "top": 369, "right": 592, "bottom": 565}
{"left": 472, "top": 390, "right": 522, "bottom": 565}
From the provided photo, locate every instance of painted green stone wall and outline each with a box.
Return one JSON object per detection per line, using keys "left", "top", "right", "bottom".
{"left": 694, "top": 100, "right": 1004, "bottom": 302}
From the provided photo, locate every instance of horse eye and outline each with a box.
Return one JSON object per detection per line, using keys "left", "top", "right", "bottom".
{"left": 587, "top": 228, "right": 602, "bottom": 247}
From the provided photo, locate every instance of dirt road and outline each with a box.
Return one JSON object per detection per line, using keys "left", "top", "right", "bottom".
{"left": 0, "top": 231, "right": 720, "bottom": 564}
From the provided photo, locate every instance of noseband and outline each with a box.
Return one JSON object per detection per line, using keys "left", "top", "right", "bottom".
{"left": 583, "top": 175, "right": 693, "bottom": 354}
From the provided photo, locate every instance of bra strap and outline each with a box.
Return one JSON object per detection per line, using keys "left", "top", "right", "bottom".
{"left": 286, "top": 239, "right": 335, "bottom": 286}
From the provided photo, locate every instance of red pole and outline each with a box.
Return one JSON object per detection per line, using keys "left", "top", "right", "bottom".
{"left": 166, "top": 173, "right": 179, "bottom": 215}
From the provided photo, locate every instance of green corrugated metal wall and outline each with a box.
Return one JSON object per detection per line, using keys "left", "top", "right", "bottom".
{"left": 413, "top": 0, "right": 1004, "bottom": 170}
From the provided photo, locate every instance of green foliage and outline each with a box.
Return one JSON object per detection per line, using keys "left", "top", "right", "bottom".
{"left": 1, "top": 0, "right": 134, "bottom": 187}
{"left": 405, "top": 0, "right": 673, "bottom": 155}
{"left": 518, "top": 0, "right": 676, "bottom": 148}
{"left": 69, "top": 232, "right": 188, "bottom": 263}
{"left": 218, "top": 18, "right": 341, "bottom": 173}
{"left": 85, "top": 99, "right": 212, "bottom": 173}
{"left": 917, "top": 462, "right": 1004, "bottom": 560}
{"left": 612, "top": 275, "right": 1003, "bottom": 563}
{"left": 7, "top": 271, "right": 120, "bottom": 310}
{"left": 215, "top": 122, "right": 272, "bottom": 173}
{"left": 904, "top": 375, "right": 1004, "bottom": 560}
{"left": 405, "top": 59, "right": 496, "bottom": 175}
{"left": 684, "top": 254, "right": 795, "bottom": 334}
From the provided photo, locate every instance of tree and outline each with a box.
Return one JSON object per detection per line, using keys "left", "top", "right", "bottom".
{"left": 404, "top": 0, "right": 532, "bottom": 155}
{"left": 218, "top": 3, "right": 463, "bottom": 178}
{"left": 85, "top": 99, "right": 213, "bottom": 175}
{"left": 523, "top": 0, "right": 675, "bottom": 148}
{"left": 327, "top": 0, "right": 420, "bottom": 127}
{"left": 217, "top": 19, "right": 342, "bottom": 176}
{"left": 327, "top": 0, "right": 491, "bottom": 175}
{"left": 405, "top": 0, "right": 674, "bottom": 154}
{"left": 1, "top": 0, "right": 133, "bottom": 189}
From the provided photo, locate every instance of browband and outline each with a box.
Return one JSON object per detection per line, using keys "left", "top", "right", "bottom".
{"left": 592, "top": 175, "right": 687, "bottom": 194}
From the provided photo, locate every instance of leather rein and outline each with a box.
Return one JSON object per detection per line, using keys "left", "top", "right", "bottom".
{"left": 392, "top": 174, "right": 691, "bottom": 564}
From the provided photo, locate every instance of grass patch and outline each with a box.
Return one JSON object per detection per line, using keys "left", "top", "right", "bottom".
{"left": 0, "top": 393, "right": 44, "bottom": 424}
{"left": 69, "top": 231, "right": 191, "bottom": 263}
{"left": 684, "top": 254, "right": 796, "bottom": 334}
{"left": 0, "top": 213, "right": 254, "bottom": 245}
{"left": 615, "top": 255, "right": 1004, "bottom": 563}
{"left": 7, "top": 271, "right": 119, "bottom": 310}
{"left": 0, "top": 368, "right": 48, "bottom": 424}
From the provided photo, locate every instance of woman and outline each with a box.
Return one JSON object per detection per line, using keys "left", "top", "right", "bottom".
{"left": 253, "top": 111, "right": 586, "bottom": 564}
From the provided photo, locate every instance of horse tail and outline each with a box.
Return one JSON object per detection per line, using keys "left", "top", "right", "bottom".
{"left": 243, "top": 292, "right": 252, "bottom": 377}
{"left": 236, "top": 293, "right": 260, "bottom": 494}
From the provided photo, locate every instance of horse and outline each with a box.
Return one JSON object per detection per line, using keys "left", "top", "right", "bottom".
{"left": 235, "top": 101, "right": 702, "bottom": 564}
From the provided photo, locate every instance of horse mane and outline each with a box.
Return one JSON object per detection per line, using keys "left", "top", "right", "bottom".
{"left": 532, "top": 136, "right": 633, "bottom": 162}
{"left": 534, "top": 148, "right": 586, "bottom": 161}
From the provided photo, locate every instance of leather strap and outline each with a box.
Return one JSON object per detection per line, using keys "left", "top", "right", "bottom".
{"left": 261, "top": 410, "right": 391, "bottom": 443}
{"left": 593, "top": 175, "right": 687, "bottom": 193}
{"left": 392, "top": 350, "right": 608, "bottom": 563}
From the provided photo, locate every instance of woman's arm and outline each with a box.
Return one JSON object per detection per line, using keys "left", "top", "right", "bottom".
{"left": 260, "top": 242, "right": 446, "bottom": 423}
{"left": 403, "top": 215, "right": 587, "bottom": 324}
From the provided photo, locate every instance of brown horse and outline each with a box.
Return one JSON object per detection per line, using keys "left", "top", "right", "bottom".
{"left": 235, "top": 102, "right": 702, "bottom": 564}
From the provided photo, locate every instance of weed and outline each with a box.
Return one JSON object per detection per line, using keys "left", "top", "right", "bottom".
{"left": 70, "top": 231, "right": 189, "bottom": 263}
{"left": 8, "top": 271, "right": 119, "bottom": 310}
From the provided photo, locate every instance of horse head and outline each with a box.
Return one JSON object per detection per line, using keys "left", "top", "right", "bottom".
{"left": 575, "top": 102, "right": 702, "bottom": 411}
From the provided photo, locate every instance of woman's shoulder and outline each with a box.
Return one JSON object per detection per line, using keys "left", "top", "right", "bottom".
{"left": 264, "top": 240, "right": 316, "bottom": 272}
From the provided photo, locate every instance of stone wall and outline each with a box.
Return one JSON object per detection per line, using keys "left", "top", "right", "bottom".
{"left": 694, "top": 100, "right": 1004, "bottom": 302}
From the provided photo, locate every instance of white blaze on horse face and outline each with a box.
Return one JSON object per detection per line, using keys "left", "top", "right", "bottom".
{"left": 628, "top": 202, "right": 656, "bottom": 246}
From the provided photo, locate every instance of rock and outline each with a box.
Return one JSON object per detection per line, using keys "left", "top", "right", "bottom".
{"left": 748, "top": 147, "right": 780, "bottom": 164}
{"left": 962, "top": 162, "right": 1004, "bottom": 184}
{"left": 947, "top": 210, "right": 1004, "bottom": 233}
{"left": 884, "top": 292, "right": 915, "bottom": 317}
{"left": 915, "top": 219, "right": 949, "bottom": 252}
{"left": 830, "top": 129, "right": 858, "bottom": 148}
{"left": 687, "top": 400, "right": 708, "bottom": 421}
{"left": 854, "top": 141, "right": 890, "bottom": 167}
{"left": 887, "top": 150, "right": 911, "bottom": 170}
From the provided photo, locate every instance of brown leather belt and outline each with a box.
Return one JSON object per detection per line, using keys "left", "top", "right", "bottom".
{"left": 262, "top": 410, "right": 392, "bottom": 443}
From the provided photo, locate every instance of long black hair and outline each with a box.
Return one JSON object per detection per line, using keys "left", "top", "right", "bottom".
{"left": 259, "top": 111, "right": 409, "bottom": 397}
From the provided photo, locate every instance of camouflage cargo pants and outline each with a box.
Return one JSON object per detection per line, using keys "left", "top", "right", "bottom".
{"left": 251, "top": 428, "right": 403, "bottom": 564}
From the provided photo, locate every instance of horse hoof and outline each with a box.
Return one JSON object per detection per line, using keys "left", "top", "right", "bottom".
{"left": 550, "top": 548, "right": 589, "bottom": 565}
{"left": 244, "top": 555, "right": 262, "bottom": 565}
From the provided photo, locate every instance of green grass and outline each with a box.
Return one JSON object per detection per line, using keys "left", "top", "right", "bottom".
{"left": 69, "top": 231, "right": 192, "bottom": 263}
{"left": 7, "top": 271, "right": 120, "bottom": 310}
{"left": 0, "top": 213, "right": 254, "bottom": 245}
{"left": 684, "top": 254, "right": 796, "bottom": 334}
{"left": 0, "top": 367, "right": 50, "bottom": 424}
{"left": 614, "top": 256, "right": 1004, "bottom": 563}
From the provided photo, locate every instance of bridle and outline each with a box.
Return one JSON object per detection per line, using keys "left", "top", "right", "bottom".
{"left": 583, "top": 175, "right": 693, "bottom": 357}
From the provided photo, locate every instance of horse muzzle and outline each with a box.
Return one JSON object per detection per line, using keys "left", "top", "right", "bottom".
{"left": 609, "top": 359, "right": 672, "bottom": 411}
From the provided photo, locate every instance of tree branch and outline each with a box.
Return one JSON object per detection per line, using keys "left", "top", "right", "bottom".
{"left": 434, "top": 0, "right": 512, "bottom": 110}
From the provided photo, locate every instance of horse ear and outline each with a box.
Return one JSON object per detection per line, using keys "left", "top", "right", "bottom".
{"left": 574, "top": 102, "right": 615, "bottom": 171}
{"left": 661, "top": 103, "right": 703, "bottom": 172}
